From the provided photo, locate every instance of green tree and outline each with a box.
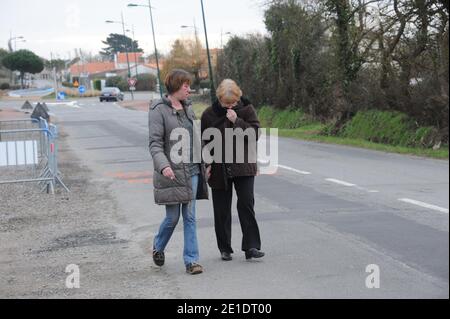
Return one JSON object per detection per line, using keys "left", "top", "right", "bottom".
{"left": 0, "top": 48, "right": 8, "bottom": 64}
{"left": 216, "top": 0, "right": 449, "bottom": 144}
{"left": 264, "top": 0, "right": 330, "bottom": 111}
{"left": 100, "top": 33, "right": 143, "bottom": 60}
{"left": 2, "top": 50, "right": 44, "bottom": 88}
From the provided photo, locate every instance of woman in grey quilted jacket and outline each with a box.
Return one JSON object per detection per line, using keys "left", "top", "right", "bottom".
{"left": 148, "top": 69, "right": 208, "bottom": 275}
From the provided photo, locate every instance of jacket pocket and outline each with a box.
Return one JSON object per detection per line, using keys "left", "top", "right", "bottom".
{"left": 153, "top": 167, "right": 193, "bottom": 205}
{"left": 153, "top": 167, "right": 188, "bottom": 189}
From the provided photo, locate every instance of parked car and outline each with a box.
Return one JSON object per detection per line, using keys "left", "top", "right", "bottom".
{"left": 99, "top": 87, "right": 124, "bottom": 102}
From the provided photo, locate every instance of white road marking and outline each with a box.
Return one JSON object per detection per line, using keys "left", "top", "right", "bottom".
{"left": 277, "top": 165, "right": 312, "bottom": 175}
{"left": 44, "top": 101, "right": 77, "bottom": 106}
{"left": 398, "top": 198, "right": 449, "bottom": 214}
{"left": 276, "top": 166, "right": 379, "bottom": 193}
{"left": 275, "top": 166, "right": 381, "bottom": 194}
{"left": 44, "top": 101, "right": 80, "bottom": 108}
{"left": 325, "top": 178, "right": 357, "bottom": 187}
{"left": 355, "top": 186, "right": 380, "bottom": 193}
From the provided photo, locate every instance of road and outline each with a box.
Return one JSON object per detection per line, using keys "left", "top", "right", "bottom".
{"left": 0, "top": 96, "right": 448, "bottom": 298}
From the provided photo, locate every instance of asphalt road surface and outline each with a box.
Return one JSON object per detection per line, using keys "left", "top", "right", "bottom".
{"left": 0, "top": 97, "right": 448, "bottom": 299}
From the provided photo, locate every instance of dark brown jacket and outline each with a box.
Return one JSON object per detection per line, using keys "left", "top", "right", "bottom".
{"left": 201, "top": 97, "right": 260, "bottom": 190}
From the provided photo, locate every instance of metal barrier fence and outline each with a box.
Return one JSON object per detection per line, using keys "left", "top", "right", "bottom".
{"left": 0, "top": 118, "right": 69, "bottom": 194}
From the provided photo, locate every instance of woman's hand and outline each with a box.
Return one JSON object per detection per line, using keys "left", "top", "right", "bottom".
{"left": 162, "top": 167, "right": 176, "bottom": 180}
{"left": 206, "top": 166, "right": 212, "bottom": 180}
{"left": 226, "top": 109, "right": 238, "bottom": 124}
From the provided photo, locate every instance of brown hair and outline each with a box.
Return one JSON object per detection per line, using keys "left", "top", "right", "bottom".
{"left": 164, "top": 69, "right": 192, "bottom": 94}
{"left": 216, "top": 79, "right": 243, "bottom": 105}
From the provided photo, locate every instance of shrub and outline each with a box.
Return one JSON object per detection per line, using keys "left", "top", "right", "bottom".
{"left": 258, "top": 106, "right": 276, "bottom": 128}
{"left": 62, "top": 81, "right": 75, "bottom": 88}
{"left": 339, "top": 110, "right": 442, "bottom": 148}
{"left": 190, "top": 93, "right": 211, "bottom": 105}
{"left": 93, "top": 79, "right": 102, "bottom": 91}
{"left": 59, "top": 88, "right": 101, "bottom": 97}
{"left": 135, "top": 74, "right": 157, "bottom": 91}
{"left": 0, "top": 83, "right": 10, "bottom": 90}
{"left": 106, "top": 76, "right": 128, "bottom": 91}
{"left": 272, "top": 108, "right": 309, "bottom": 129}
{"left": 411, "top": 126, "right": 440, "bottom": 148}
{"left": 258, "top": 106, "right": 311, "bottom": 129}
{"left": 199, "top": 80, "right": 211, "bottom": 90}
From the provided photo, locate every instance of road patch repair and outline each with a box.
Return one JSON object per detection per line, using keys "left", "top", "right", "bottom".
{"left": 105, "top": 170, "right": 153, "bottom": 185}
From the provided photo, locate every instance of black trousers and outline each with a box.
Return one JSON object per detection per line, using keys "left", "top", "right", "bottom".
{"left": 212, "top": 176, "right": 262, "bottom": 253}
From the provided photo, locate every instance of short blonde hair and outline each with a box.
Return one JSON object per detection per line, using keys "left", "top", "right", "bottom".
{"left": 216, "top": 79, "right": 242, "bottom": 105}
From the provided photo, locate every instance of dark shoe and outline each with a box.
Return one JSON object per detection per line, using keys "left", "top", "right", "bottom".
{"left": 221, "top": 252, "right": 233, "bottom": 261}
{"left": 153, "top": 249, "right": 165, "bottom": 267}
{"left": 186, "top": 263, "right": 204, "bottom": 275}
{"left": 245, "top": 248, "right": 265, "bottom": 260}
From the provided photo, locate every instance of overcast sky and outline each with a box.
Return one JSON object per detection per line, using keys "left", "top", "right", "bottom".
{"left": 1, "top": 0, "right": 268, "bottom": 60}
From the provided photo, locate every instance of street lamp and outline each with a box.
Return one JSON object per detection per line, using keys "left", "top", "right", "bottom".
{"left": 14, "top": 39, "right": 26, "bottom": 51}
{"left": 7, "top": 35, "right": 25, "bottom": 84}
{"left": 126, "top": 25, "right": 139, "bottom": 77}
{"left": 181, "top": 23, "right": 200, "bottom": 45}
{"left": 180, "top": 23, "right": 203, "bottom": 92}
{"left": 8, "top": 36, "right": 24, "bottom": 52}
{"left": 200, "top": 0, "right": 216, "bottom": 103}
{"left": 106, "top": 12, "right": 134, "bottom": 100}
{"left": 128, "top": 1, "right": 164, "bottom": 98}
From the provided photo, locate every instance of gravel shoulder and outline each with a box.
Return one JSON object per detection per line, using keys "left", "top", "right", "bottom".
{"left": 0, "top": 129, "right": 179, "bottom": 299}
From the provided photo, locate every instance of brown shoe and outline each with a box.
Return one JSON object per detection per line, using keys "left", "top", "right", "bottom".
{"left": 186, "top": 263, "right": 204, "bottom": 275}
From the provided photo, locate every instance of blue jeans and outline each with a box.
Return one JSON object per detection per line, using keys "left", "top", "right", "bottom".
{"left": 154, "top": 174, "right": 199, "bottom": 266}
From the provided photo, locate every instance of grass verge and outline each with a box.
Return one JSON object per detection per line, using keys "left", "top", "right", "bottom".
{"left": 276, "top": 124, "right": 448, "bottom": 160}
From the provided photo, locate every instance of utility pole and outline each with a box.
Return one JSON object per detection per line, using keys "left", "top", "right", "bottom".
{"left": 200, "top": 0, "right": 216, "bottom": 103}
{"left": 51, "top": 52, "right": 58, "bottom": 101}
{"left": 127, "top": 1, "right": 164, "bottom": 98}
{"left": 132, "top": 25, "right": 138, "bottom": 77}
{"left": 121, "top": 12, "right": 134, "bottom": 100}
{"left": 148, "top": 0, "right": 163, "bottom": 98}
{"left": 127, "top": 25, "right": 139, "bottom": 77}
{"left": 8, "top": 32, "right": 25, "bottom": 85}
{"left": 79, "top": 48, "right": 86, "bottom": 89}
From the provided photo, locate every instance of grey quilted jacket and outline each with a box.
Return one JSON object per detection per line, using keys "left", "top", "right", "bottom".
{"left": 148, "top": 96, "right": 209, "bottom": 205}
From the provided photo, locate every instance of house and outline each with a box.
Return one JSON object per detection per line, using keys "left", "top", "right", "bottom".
{"left": 69, "top": 61, "right": 117, "bottom": 83}
{"left": 114, "top": 52, "right": 143, "bottom": 70}
{"left": 67, "top": 52, "right": 162, "bottom": 90}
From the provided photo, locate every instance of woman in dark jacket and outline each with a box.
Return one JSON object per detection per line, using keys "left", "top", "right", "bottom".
{"left": 149, "top": 69, "right": 209, "bottom": 275}
{"left": 201, "top": 79, "right": 264, "bottom": 261}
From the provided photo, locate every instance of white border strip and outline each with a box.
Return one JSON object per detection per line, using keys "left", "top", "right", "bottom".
{"left": 325, "top": 178, "right": 356, "bottom": 187}
{"left": 398, "top": 198, "right": 449, "bottom": 214}
{"left": 278, "top": 165, "right": 311, "bottom": 175}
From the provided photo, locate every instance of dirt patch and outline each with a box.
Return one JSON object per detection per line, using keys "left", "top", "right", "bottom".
{"left": 0, "top": 108, "right": 28, "bottom": 121}
{"left": 0, "top": 127, "right": 178, "bottom": 299}
{"left": 0, "top": 96, "right": 49, "bottom": 102}
{"left": 37, "top": 230, "right": 128, "bottom": 253}
{"left": 118, "top": 100, "right": 151, "bottom": 112}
